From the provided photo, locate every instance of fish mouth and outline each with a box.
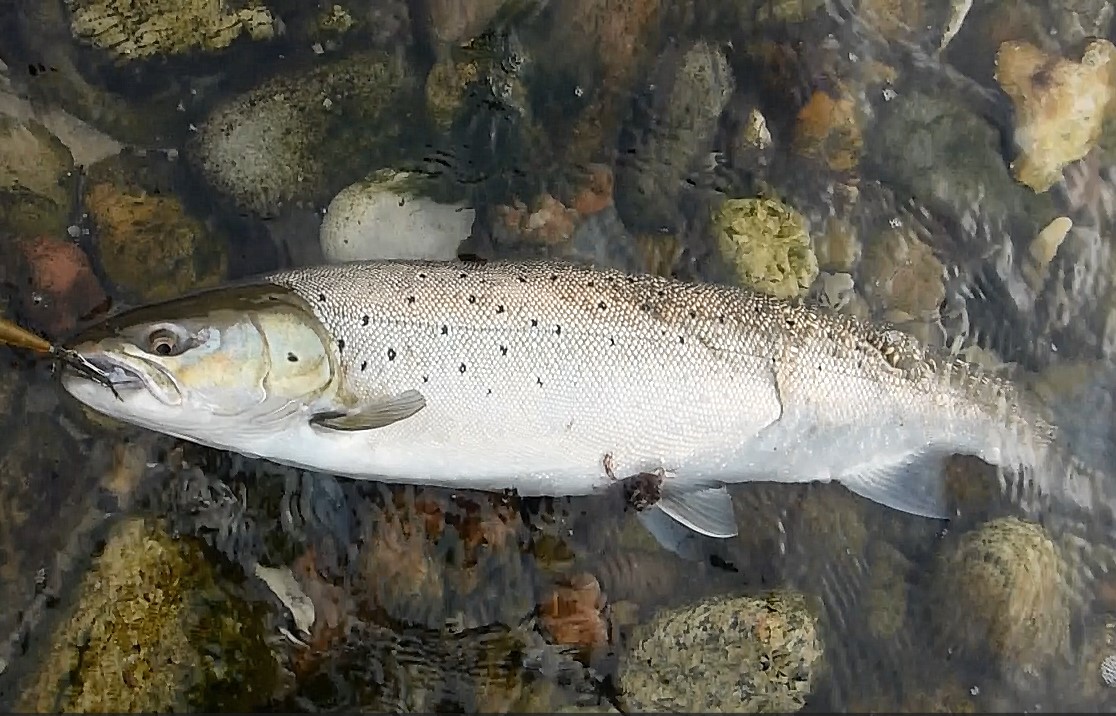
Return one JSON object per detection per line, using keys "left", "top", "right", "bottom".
{"left": 81, "top": 354, "right": 147, "bottom": 389}
{"left": 68, "top": 352, "right": 181, "bottom": 404}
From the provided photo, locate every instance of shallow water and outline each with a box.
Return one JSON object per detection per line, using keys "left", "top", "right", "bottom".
{"left": 1, "top": 0, "right": 1116, "bottom": 712}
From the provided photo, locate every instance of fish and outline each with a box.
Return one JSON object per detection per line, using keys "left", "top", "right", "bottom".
{"left": 58, "top": 258, "right": 1066, "bottom": 551}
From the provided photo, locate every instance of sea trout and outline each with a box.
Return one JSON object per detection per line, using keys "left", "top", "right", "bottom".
{"left": 59, "top": 259, "right": 1063, "bottom": 547}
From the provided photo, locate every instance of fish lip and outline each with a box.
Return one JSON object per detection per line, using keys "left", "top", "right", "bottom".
{"left": 71, "top": 352, "right": 180, "bottom": 401}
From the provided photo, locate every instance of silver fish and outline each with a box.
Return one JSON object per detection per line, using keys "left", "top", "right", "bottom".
{"left": 60, "top": 259, "right": 1061, "bottom": 548}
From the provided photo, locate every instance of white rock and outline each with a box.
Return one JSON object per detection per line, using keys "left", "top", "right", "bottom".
{"left": 319, "top": 170, "right": 473, "bottom": 262}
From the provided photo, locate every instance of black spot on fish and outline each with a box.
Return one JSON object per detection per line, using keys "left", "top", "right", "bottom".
{"left": 407, "top": 296, "right": 416, "bottom": 304}
{"left": 555, "top": 325, "right": 562, "bottom": 336}
{"left": 536, "top": 377, "right": 543, "bottom": 387}
{"left": 287, "top": 353, "right": 298, "bottom": 362}
{"left": 459, "top": 363, "right": 467, "bottom": 374}
{"left": 598, "top": 301, "right": 607, "bottom": 310}
{"left": 468, "top": 294, "right": 477, "bottom": 304}
{"left": 486, "top": 388, "right": 493, "bottom": 395}
{"left": 679, "top": 336, "right": 685, "bottom": 345}
{"left": 587, "top": 281, "right": 595, "bottom": 288}
{"left": 496, "top": 304, "right": 505, "bottom": 313}
{"left": 518, "top": 276, "right": 527, "bottom": 283}
{"left": 550, "top": 274, "right": 558, "bottom": 282}
{"left": 641, "top": 303, "right": 651, "bottom": 312}
{"left": 362, "top": 315, "right": 370, "bottom": 326}
{"left": 786, "top": 317, "right": 796, "bottom": 328}
{"left": 500, "top": 345, "right": 508, "bottom": 355}
{"left": 626, "top": 276, "right": 636, "bottom": 283}
{"left": 418, "top": 272, "right": 427, "bottom": 279}
{"left": 718, "top": 315, "right": 726, "bottom": 324}
{"left": 441, "top": 325, "right": 449, "bottom": 335}
{"left": 657, "top": 290, "right": 665, "bottom": 297}
{"left": 459, "top": 272, "right": 468, "bottom": 279}
{"left": 689, "top": 310, "right": 697, "bottom": 319}
{"left": 609, "top": 337, "right": 615, "bottom": 346}
{"left": 387, "top": 347, "right": 396, "bottom": 361}
{"left": 360, "top": 360, "right": 367, "bottom": 371}
{"left": 422, "top": 375, "right": 429, "bottom": 383}
{"left": 530, "top": 318, "right": 538, "bottom": 327}
{"left": 337, "top": 339, "right": 345, "bottom": 352}
{"left": 318, "top": 293, "right": 327, "bottom": 302}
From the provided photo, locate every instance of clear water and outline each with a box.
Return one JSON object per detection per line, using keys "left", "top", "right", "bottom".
{"left": 0, "top": 0, "right": 1115, "bottom": 711}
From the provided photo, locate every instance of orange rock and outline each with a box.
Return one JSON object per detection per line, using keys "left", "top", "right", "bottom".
{"left": 539, "top": 572, "right": 609, "bottom": 649}
{"left": 792, "top": 88, "right": 864, "bottom": 173}
{"left": 16, "top": 235, "right": 108, "bottom": 337}
{"left": 571, "top": 164, "right": 614, "bottom": 216}
{"left": 494, "top": 194, "right": 580, "bottom": 246}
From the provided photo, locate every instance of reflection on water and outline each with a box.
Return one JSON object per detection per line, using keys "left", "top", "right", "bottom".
{"left": 1, "top": 0, "right": 1116, "bottom": 711}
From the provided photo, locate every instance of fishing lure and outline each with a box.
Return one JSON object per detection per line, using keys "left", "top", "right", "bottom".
{"left": 0, "top": 316, "right": 120, "bottom": 399}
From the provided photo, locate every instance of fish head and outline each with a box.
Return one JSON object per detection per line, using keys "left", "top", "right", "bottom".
{"left": 61, "top": 284, "right": 338, "bottom": 439}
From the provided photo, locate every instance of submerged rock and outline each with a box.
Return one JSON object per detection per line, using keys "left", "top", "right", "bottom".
{"left": 83, "top": 153, "right": 228, "bottom": 303}
{"left": 996, "top": 39, "right": 1116, "bottom": 193}
{"left": 618, "top": 592, "right": 824, "bottom": 712}
{"left": 710, "top": 196, "right": 819, "bottom": 299}
{"left": 613, "top": 40, "right": 734, "bottom": 234}
{"left": 0, "top": 112, "right": 75, "bottom": 239}
{"left": 190, "top": 50, "right": 422, "bottom": 216}
{"left": 15, "top": 517, "right": 281, "bottom": 712}
{"left": 64, "top": 0, "right": 276, "bottom": 61}
{"left": 319, "top": 170, "right": 473, "bottom": 262}
{"left": 930, "top": 517, "right": 1070, "bottom": 672}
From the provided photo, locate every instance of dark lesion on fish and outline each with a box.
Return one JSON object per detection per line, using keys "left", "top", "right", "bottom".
{"left": 602, "top": 452, "right": 664, "bottom": 512}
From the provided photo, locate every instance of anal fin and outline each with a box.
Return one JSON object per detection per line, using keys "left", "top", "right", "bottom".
{"left": 838, "top": 451, "right": 951, "bottom": 519}
{"left": 657, "top": 481, "right": 739, "bottom": 538}
{"left": 311, "top": 389, "right": 426, "bottom": 431}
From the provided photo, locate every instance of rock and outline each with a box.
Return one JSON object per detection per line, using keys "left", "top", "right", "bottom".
{"left": 493, "top": 193, "right": 581, "bottom": 248}
{"left": 190, "top": 50, "right": 422, "bottom": 216}
{"left": 792, "top": 87, "right": 864, "bottom": 174}
{"left": 813, "top": 216, "right": 861, "bottom": 272}
{"left": 64, "top": 0, "right": 277, "bottom": 60}
{"left": 13, "top": 234, "right": 107, "bottom": 337}
{"left": 355, "top": 486, "right": 534, "bottom": 629}
{"left": 710, "top": 196, "right": 819, "bottom": 299}
{"left": 996, "top": 39, "right": 1116, "bottom": 192}
{"left": 538, "top": 572, "right": 609, "bottom": 649}
{"left": 319, "top": 170, "right": 473, "bottom": 262}
{"left": 859, "top": 224, "right": 945, "bottom": 322}
{"left": 618, "top": 592, "right": 824, "bottom": 712}
{"left": 0, "top": 114, "right": 73, "bottom": 208}
{"left": 83, "top": 154, "right": 228, "bottom": 303}
{"left": 14, "top": 517, "right": 281, "bottom": 711}
{"left": 425, "top": 55, "right": 484, "bottom": 132}
{"left": 0, "top": 87, "right": 122, "bottom": 168}
{"left": 531, "top": 0, "right": 663, "bottom": 170}
{"left": 1022, "top": 215, "right": 1072, "bottom": 290}
{"left": 930, "top": 517, "right": 1070, "bottom": 671}
{"left": 614, "top": 40, "right": 734, "bottom": 234}
{"left": 868, "top": 91, "right": 1058, "bottom": 250}
{"left": 419, "top": 0, "right": 512, "bottom": 54}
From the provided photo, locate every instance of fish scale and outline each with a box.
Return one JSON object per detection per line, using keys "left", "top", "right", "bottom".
{"left": 263, "top": 260, "right": 1049, "bottom": 503}
{"left": 267, "top": 260, "right": 788, "bottom": 493}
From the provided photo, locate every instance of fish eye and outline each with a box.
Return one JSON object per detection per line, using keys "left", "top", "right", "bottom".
{"left": 145, "top": 326, "right": 188, "bottom": 357}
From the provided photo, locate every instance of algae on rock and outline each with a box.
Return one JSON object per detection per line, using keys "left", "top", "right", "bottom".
{"left": 711, "top": 197, "right": 819, "bottom": 299}
{"left": 930, "top": 517, "right": 1071, "bottom": 671}
{"left": 191, "top": 50, "right": 423, "bottom": 216}
{"left": 996, "top": 39, "right": 1116, "bottom": 193}
{"left": 83, "top": 153, "right": 228, "bottom": 302}
{"left": 618, "top": 591, "right": 824, "bottom": 712}
{"left": 15, "top": 517, "right": 280, "bottom": 712}
{"left": 65, "top": 0, "right": 276, "bottom": 60}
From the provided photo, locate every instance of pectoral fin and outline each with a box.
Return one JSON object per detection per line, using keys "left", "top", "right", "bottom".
{"left": 657, "top": 481, "right": 739, "bottom": 538}
{"left": 310, "top": 389, "right": 426, "bottom": 431}
{"left": 838, "top": 451, "right": 950, "bottom": 519}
